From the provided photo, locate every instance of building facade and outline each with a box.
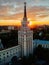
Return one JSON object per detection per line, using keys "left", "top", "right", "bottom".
{"left": 18, "top": 2, "right": 33, "bottom": 56}
{"left": 0, "top": 45, "right": 21, "bottom": 65}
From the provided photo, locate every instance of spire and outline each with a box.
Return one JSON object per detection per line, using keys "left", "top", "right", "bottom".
{"left": 24, "top": 2, "right": 27, "bottom": 18}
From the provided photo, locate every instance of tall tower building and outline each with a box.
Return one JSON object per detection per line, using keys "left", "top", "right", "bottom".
{"left": 18, "top": 2, "right": 33, "bottom": 56}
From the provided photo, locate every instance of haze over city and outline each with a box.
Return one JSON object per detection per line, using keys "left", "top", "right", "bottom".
{"left": 0, "top": 0, "right": 49, "bottom": 28}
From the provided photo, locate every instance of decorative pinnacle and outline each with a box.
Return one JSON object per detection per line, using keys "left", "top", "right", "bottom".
{"left": 24, "top": 2, "right": 27, "bottom": 18}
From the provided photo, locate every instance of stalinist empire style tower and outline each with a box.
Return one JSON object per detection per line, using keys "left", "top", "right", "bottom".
{"left": 18, "top": 2, "right": 33, "bottom": 57}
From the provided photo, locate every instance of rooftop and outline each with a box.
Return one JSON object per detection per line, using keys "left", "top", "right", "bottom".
{"left": 33, "top": 39, "right": 49, "bottom": 44}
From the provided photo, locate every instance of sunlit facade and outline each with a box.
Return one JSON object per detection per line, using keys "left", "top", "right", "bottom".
{"left": 18, "top": 2, "right": 33, "bottom": 56}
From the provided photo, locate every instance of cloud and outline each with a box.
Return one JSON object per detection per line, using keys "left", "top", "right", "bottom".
{"left": 0, "top": 2, "right": 23, "bottom": 16}
{"left": 36, "top": 10, "right": 49, "bottom": 22}
{"left": 0, "top": 1, "right": 49, "bottom": 21}
{"left": 7, "top": 10, "right": 23, "bottom": 16}
{"left": 36, "top": 15, "right": 49, "bottom": 22}
{"left": 0, "top": 0, "right": 49, "bottom": 7}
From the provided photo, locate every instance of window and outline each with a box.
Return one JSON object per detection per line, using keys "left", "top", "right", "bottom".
{"left": 3, "top": 56, "right": 5, "bottom": 59}
{"left": 0, "top": 58, "right": 1, "bottom": 60}
{"left": 7, "top": 55, "right": 9, "bottom": 57}
{"left": 3, "top": 53, "right": 5, "bottom": 55}
{"left": 46, "top": 45, "right": 47, "bottom": 48}
{"left": 0, "top": 58, "right": 1, "bottom": 62}
{"left": 7, "top": 52, "right": 8, "bottom": 54}
{"left": 0, "top": 60, "right": 1, "bottom": 62}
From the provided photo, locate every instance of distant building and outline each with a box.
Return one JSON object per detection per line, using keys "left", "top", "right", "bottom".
{"left": 8, "top": 26, "right": 14, "bottom": 30}
{"left": 33, "top": 39, "right": 49, "bottom": 48}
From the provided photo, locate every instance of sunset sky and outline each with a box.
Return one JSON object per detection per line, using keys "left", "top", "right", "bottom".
{"left": 0, "top": 0, "right": 49, "bottom": 28}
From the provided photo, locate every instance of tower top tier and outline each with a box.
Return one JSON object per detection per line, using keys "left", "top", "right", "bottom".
{"left": 22, "top": 2, "right": 28, "bottom": 27}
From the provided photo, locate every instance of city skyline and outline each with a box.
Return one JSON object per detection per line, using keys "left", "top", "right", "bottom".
{"left": 0, "top": 0, "right": 49, "bottom": 28}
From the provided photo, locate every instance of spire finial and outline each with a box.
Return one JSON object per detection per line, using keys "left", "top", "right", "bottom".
{"left": 24, "top": 2, "right": 27, "bottom": 18}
